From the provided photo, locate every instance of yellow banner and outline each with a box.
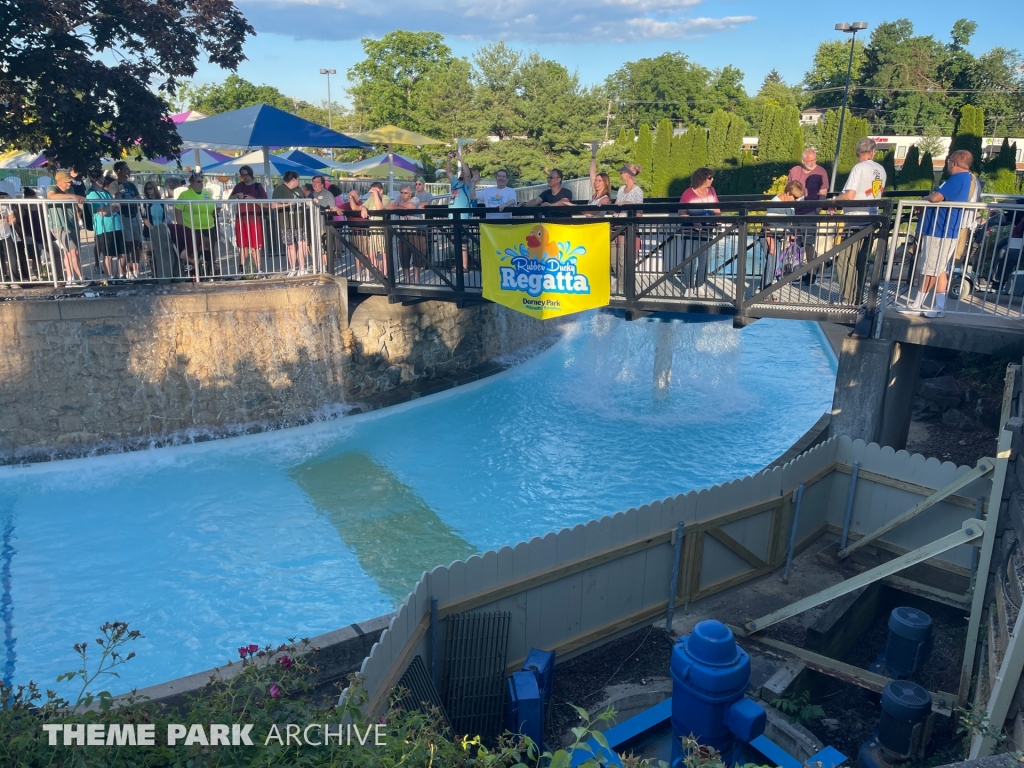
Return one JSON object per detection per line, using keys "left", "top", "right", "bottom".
{"left": 481, "top": 222, "right": 611, "bottom": 319}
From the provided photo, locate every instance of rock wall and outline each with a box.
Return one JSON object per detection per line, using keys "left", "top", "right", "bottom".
{"left": 340, "top": 296, "right": 550, "bottom": 400}
{"left": 0, "top": 281, "right": 551, "bottom": 463}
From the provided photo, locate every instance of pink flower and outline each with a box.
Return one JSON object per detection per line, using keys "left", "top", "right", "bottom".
{"left": 269, "top": 684, "right": 281, "bottom": 699}
{"left": 238, "top": 646, "right": 249, "bottom": 659}
{"left": 277, "top": 656, "right": 293, "bottom": 669}
{"left": 247, "top": 644, "right": 259, "bottom": 655}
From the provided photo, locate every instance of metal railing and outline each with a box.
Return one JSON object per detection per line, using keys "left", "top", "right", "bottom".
{"left": 509, "top": 177, "right": 593, "bottom": 203}
{"left": 328, "top": 199, "right": 891, "bottom": 323}
{"left": 0, "top": 198, "right": 325, "bottom": 289}
{"left": 877, "top": 199, "right": 1024, "bottom": 324}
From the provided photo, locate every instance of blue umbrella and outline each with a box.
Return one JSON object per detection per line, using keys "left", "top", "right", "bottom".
{"left": 176, "top": 104, "right": 368, "bottom": 184}
{"left": 279, "top": 149, "right": 349, "bottom": 171}
{"left": 204, "top": 150, "right": 318, "bottom": 177}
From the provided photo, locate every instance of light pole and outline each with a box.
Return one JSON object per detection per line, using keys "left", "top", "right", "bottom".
{"left": 319, "top": 68, "right": 336, "bottom": 159}
{"left": 829, "top": 21, "right": 868, "bottom": 193}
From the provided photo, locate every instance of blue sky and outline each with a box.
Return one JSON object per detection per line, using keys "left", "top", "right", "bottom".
{"left": 186, "top": 0, "right": 1021, "bottom": 110}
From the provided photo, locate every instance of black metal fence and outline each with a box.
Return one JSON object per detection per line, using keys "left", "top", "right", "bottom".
{"left": 329, "top": 199, "right": 893, "bottom": 324}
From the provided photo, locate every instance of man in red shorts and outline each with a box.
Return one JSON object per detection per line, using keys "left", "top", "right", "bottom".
{"left": 228, "top": 165, "right": 267, "bottom": 275}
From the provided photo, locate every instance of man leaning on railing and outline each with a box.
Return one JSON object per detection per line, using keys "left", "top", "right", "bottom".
{"left": 832, "top": 138, "right": 886, "bottom": 305}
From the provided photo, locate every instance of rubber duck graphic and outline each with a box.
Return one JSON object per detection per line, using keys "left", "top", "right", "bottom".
{"left": 525, "top": 225, "right": 559, "bottom": 262}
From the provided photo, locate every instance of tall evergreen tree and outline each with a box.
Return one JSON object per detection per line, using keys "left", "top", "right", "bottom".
{"left": 986, "top": 137, "right": 1016, "bottom": 174}
{"left": 652, "top": 119, "right": 674, "bottom": 197}
{"left": 758, "top": 103, "right": 785, "bottom": 162}
{"left": 950, "top": 105, "right": 984, "bottom": 172}
{"left": 670, "top": 131, "right": 693, "bottom": 191}
{"left": 784, "top": 106, "right": 804, "bottom": 161}
{"left": 690, "top": 127, "right": 709, "bottom": 171}
{"left": 879, "top": 150, "right": 897, "bottom": 190}
{"left": 899, "top": 145, "right": 922, "bottom": 190}
{"left": 634, "top": 123, "right": 654, "bottom": 193}
{"left": 918, "top": 152, "right": 935, "bottom": 190}
{"left": 706, "top": 109, "right": 731, "bottom": 169}
{"left": 723, "top": 113, "right": 747, "bottom": 163}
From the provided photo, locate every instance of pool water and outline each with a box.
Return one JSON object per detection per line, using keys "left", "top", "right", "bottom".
{"left": 0, "top": 313, "right": 836, "bottom": 695}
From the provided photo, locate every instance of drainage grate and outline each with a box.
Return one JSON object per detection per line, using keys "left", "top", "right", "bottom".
{"left": 393, "top": 655, "right": 452, "bottom": 739}
{"left": 441, "top": 611, "right": 511, "bottom": 742}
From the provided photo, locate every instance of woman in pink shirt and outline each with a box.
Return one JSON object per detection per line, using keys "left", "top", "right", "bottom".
{"left": 677, "top": 168, "right": 720, "bottom": 291}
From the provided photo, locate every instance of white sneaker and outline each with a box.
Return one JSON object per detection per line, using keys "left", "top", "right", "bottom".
{"left": 922, "top": 309, "right": 945, "bottom": 318}
{"left": 895, "top": 306, "right": 923, "bottom": 315}
{"left": 286, "top": 269, "right": 296, "bottom": 277}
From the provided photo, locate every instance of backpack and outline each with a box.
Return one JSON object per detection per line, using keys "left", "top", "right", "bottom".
{"left": 778, "top": 239, "right": 805, "bottom": 278}
{"left": 82, "top": 200, "right": 94, "bottom": 231}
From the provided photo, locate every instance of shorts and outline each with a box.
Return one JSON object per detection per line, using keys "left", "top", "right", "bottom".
{"left": 122, "top": 216, "right": 144, "bottom": 242}
{"left": 919, "top": 234, "right": 959, "bottom": 277}
{"left": 235, "top": 218, "right": 264, "bottom": 249}
{"left": 96, "top": 230, "right": 127, "bottom": 257}
{"left": 51, "top": 227, "right": 80, "bottom": 254}
{"left": 282, "top": 229, "right": 306, "bottom": 246}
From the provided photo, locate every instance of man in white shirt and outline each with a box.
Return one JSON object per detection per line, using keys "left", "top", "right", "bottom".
{"left": 833, "top": 137, "right": 887, "bottom": 304}
{"left": 478, "top": 169, "right": 518, "bottom": 219}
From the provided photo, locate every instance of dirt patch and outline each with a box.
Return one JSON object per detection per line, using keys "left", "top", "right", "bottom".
{"left": 548, "top": 626, "right": 676, "bottom": 745}
{"left": 907, "top": 423, "right": 998, "bottom": 469}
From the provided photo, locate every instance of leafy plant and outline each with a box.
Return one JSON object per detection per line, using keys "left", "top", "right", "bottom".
{"left": 956, "top": 703, "right": 1007, "bottom": 751}
{"left": 770, "top": 691, "right": 825, "bottom": 726}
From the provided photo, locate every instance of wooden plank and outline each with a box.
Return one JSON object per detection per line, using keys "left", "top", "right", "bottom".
{"left": 366, "top": 613, "right": 431, "bottom": 715}
{"left": 700, "top": 534, "right": 754, "bottom": 587}
{"left": 687, "top": 531, "right": 706, "bottom": 599}
{"left": 533, "top": 533, "right": 559, "bottom": 651}
{"left": 838, "top": 460, "right": 994, "bottom": 559}
{"left": 708, "top": 527, "right": 768, "bottom": 570}
{"left": 730, "top": 627, "right": 954, "bottom": 716}
{"left": 824, "top": 523, "right": 973, "bottom": 579}
{"left": 883, "top": 575, "right": 970, "bottom": 609}
{"left": 557, "top": 525, "right": 585, "bottom": 642}
{"left": 439, "top": 530, "right": 671, "bottom": 617}
{"left": 834, "top": 463, "right": 982, "bottom": 511}
{"left": 693, "top": 565, "right": 774, "bottom": 603}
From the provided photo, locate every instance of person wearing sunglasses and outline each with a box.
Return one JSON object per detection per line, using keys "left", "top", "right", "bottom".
{"left": 522, "top": 168, "right": 574, "bottom": 207}
{"left": 229, "top": 165, "right": 267, "bottom": 275}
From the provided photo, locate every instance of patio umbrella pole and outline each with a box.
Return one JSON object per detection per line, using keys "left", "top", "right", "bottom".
{"left": 262, "top": 145, "right": 272, "bottom": 191}
{"left": 387, "top": 143, "right": 394, "bottom": 198}
{"left": 194, "top": 147, "right": 201, "bottom": 173}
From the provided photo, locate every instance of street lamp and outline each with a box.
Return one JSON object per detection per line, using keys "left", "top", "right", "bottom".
{"left": 829, "top": 21, "right": 868, "bottom": 193}
{"left": 319, "top": 68, "right": 336, "bottom": 159}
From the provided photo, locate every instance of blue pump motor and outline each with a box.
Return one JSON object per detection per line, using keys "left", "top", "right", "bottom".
{"left": 670, "top": 620, "right": 766, "bottom": 767}
{"left": 859, "top": 680, "right": 932, "bottom": 768}
{"left": 884, "top": 607, "right": 933, "bottom": 678}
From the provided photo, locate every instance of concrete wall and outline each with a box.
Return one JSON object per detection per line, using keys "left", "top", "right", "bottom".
{"left": 340, "top": 296, "right": 550, "bottom": 400}
{"left": 0, "top": 282, "right": 549, "bottom": 463}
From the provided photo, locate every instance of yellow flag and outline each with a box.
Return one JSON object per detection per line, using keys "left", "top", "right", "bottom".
{"left": 480, "top": 222, "right": 611, "bottom": 319}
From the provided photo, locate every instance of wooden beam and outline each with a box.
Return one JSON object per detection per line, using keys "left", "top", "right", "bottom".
{"left": 961, "top": 364, "right": 1017, "bottom": 709}
{"left": 838, "top": 459, "right": 993, "bottom": 560}
{"left": 883, "top": 575, "right": 970, "bottom": 610}
{"left": 970, "top": 587, "right": 1024, "bottom": 757}
{"left": 440, "top": 531, "right": 671, "bottom": 617}
{"left": 745, "top": 519, "right": 985, "bottom": 634}
{"left": 366, "top": 613, "right": 431, "bottom": 715}
{"left": 833, "top": 463, "right": 982, "bottom": 511}
{"left": 707, "top": 528, "right": 768, "bottom": 570}
{"left": 824, "top": 523, "right": 973, "bottom": 580}
{"left": 729, "top": 626, "right": 954, "bottom": 716}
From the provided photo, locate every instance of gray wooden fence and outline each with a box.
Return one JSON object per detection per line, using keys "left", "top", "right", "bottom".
{"left": 353, "top": 434, "right": 991, "bottom": 714}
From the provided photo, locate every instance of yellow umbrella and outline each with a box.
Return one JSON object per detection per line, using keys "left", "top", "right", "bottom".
{"left": 349, "top": 126, "right": 445, "bottom": 195}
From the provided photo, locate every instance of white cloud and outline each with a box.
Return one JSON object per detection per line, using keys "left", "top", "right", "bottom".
{"left": 236, "top": 0, "right": 756, "bottom": 43}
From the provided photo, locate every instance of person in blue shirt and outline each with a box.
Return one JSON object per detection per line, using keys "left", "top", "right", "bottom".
{"left": 445, "top": 149, "right": 478, "bottom": 271}
{"left": 906, "top": 150, "right": 980, "bottom": 316}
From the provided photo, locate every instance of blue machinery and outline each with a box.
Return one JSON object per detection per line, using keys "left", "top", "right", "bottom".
{"left": 557, "top": 620, "right": 847, "bottom": 768}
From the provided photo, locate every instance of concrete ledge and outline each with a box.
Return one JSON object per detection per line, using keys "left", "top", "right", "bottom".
{"left": 125, "top": 613, "right": 392, "bottom": 710}
{"left": 881, "top": 311, "right": 1024, "bottom": 358}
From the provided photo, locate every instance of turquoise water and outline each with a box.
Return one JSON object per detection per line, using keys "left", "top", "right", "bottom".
{"left": 0, "top": 313, "right": 836, "bottom": 695}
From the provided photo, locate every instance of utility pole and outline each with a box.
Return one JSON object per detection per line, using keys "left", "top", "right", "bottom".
{"left": 320, "top": 68, "right": 336, "bottom": 159}
{"left": 829, "top": 22, "right": 868, "bottom": 193}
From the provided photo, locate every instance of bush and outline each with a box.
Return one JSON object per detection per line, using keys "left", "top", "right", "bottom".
{"left": 0, "top": 621, "right": 666, "bottom": 767}
{"left": 985, "top": 168, "right": 1021, "bottom": 195}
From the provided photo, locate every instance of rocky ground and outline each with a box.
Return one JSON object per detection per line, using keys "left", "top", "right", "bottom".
{"left": 905, "top": 351, "right": 1012, "bottom": 467}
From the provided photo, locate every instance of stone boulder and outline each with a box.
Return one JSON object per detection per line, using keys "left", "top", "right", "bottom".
{"left": 917, "top": 375, "right": 961, "bottom": 410}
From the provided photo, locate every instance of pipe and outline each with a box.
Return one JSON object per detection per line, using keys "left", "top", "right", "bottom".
{"left": 666, "top": 521, "right": 685, "bottom": 631}
{"left": 969, "top": 497, "right": 984, "bottom": 585}
{"left": 841, "top": 461, "right": 860, "bottom": 550}
{"left": 783, "top": 482, "right": 805, "bottom": 585}
{"left": 430, "top": 595, "right": 439, "bottom": 692}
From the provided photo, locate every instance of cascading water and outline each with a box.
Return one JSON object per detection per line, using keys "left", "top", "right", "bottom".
{"left": 0, "top": 312, "right": 835, "bottom": 696}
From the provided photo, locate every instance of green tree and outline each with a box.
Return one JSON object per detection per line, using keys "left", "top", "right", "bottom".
{"left": 668, "top": 132, "right": 692, "bottom": 195}
{"left": 706, "top": 109, "right": 730, "bottom": 169}
{"left": 415, "top": 58, "right": 474, "bottom": 142}
{"left": 182, "top": 74, "right": 292, "bottom": 114}
{"left": 803, "top": 39, "right": 867, "bottom": 109}
{"left": 470, "top": 42, "right": 526, "bottom": 140}
{"left": 918, "top": 125, "right": 946, "bottom": 158}
{"left": 652, "top": 119, "right": 674, "bottom": 197}
{"left": 757, "top": 103, "right": 791, "bottom": 162}
{"left": 634, "top": 123, "right": 654, "bottom": 192}
{"left": 899, "top": 144, "right": 922, "bottom": 190}
{"left": 2, "top": 0, "right": 253, "bottom": 169}
{"left": 987, "top": 138, "right": 1017, "bottom": 174}
{"left": 723, "top": 113, "right": 748, "bottom": 163}
{"left": 348, "top": 31, "right": 452, "bottom": 131}
{"left": 918, "top": 152, "right": 936, "bottom": 190}
{"left": 690, "top": 127, "right": 709, "bottom": 172}
{"left": 878, "top": 149, "right": 897, "bottom": 190}
{"left": 950, "top": 104, "right": 984, "bottom": 171}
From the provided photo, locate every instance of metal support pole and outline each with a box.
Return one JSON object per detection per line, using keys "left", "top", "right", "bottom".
{"left": 430, "top": 595, "right": 439, "bottom": 692}
{"left": 624, "top": 212, "right": 637, "bottom": 307}
{"left": 969, "top": 496, "right": 983, "bottom": 585}
{"left": 783, "top": 482, "right": 804, "bottom": 585}
{"left": 383, "top": 216, "right": 397, "bottom": 300}
{"left": 841, "top": 461, "right": 860, "bottom": 550}
{"left": 735, "top": 210, "right": 748, "bottom": 317}
{"left": 829, "top": 29, "right": 860, "bottom": 194}
{"left": 665, "top": 521, "right": 685, "bottom": 632}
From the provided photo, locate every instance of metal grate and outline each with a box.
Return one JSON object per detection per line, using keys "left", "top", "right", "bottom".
{"left": 441, "top": 611, "right": 511, "bottom": 742}
{"left": 393, "top": 655, "right": 452, "bottom": 739}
